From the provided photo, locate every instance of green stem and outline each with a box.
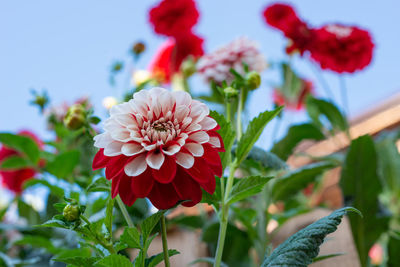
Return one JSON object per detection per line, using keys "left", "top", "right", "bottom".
{"left": 80, "top": 215, "right": 116, "bottom": 254}
{"left": 160, "top": 215, "right": 170, "bottom": 267}
{"left": 226, "top": 101, "right": 231, "bottom": 124}
{"left": 339, "top": 75, "right": 350, "bottom": 116}
{"left": 236, "top": 90, "right": 244, "bottom": 140}
{"left": 309, "top": 61, "right": 336, "bottom": 102}
{"left": 116, "top": 195, "right": 134, "bottom": 228}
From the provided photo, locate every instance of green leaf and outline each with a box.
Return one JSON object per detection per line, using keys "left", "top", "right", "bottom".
{"left": 209, "top": 110, "right": 235, "bottom": 170}
{"left": 0, "top": 156, "right": 31, "bottom": 170}
{"left": 271, "top": 123, "right": 325, "bottom": 161}
{"left": 146, "top": 249, "right": 180, "bottom": 267}
{"left": 120, "top": 227, "right": 141, "bottom": 249}
{"left": 94, "top": 254, "right": 132, "bottom": 267}
{"left": 23, "top": 179, "right": 65, "bottom": 197}
{"left": 272, "top": 161, "right": 337, "bottom": 201}
{"left": 89, "top": 116, "right": 101, "bottom": 125}
{"left": 261, "top": 207, "right": 360, "bottom": 267}
{"left": 226, "top": 176, "right": 273, "bottom": 205}
{"left": 141, "top": 211, "right": 165, "bottom": 242}
{"left": 312, "top": 253, "right": 344, "bottom": 263}
{"left": 53, "top": 202, "right": 67, "bottom": 212}
{"left": 246, "top": 146, "right": 288, "bottom": 170}
{"left": 54, "top": 255, "right": 99, "bottom": 266}
{"left": 17, "top": 199, "right": 40, "bottom": 225}
{"left": 388, "top": 233, "right": 400, "bottom": 267}
{"left": 46, "top": 150, "right": 80, "bottom": 178}
{"left": 87, "top": 177, "right": 110, "bottom": 193}
{"left": 169, "top": 215, "right": 204, "bottom": 229}
{"left": 236, "top": 106, "right": 283, "bottom": 164}
{"left": 105, "top": 196, "right": 114, "bottom": 235}
{"left": 306, "top": 96, "right": 348, "bottom": 132}
{"left": 340, "top": 135, "right": 389, "bottom": 267}
{"left": 0, "top": 132, "right": 40, "bottom": 164}
{"left": 13, "top": 235, "right": 59, "bottom": 254}
{"left": 376, "top": 136, "right": 400, "bottom": 194}
{"left": 37, "top": 219, "right": 69, "bottom": 229}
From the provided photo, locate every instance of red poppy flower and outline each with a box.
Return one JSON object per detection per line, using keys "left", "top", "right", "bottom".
{"left": 310, "top": 24, "right": 374, "bottom": 73}
{"left": 149, "top": 0, "right": 199, "bottom": 37}
{"left": 0, "top": 131, "right": 42, "bottom": 194}
{"left": 92, "top": 87, "right": 224, "bottom": 210}
{"left": 273, "top": 80, "right": 313, "bottom": 111}
{"left": 148, "top": 33, "right": 204, "bottom": 83}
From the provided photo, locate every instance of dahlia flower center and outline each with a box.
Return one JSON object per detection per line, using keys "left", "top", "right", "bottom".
{"left": 142, "top": 118, "right": 179, "bottom": 144}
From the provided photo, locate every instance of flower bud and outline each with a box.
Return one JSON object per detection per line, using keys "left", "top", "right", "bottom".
{"left": 63, "top": 204, "right": 81, "bottom": 222}
{"left": 181, "top": 57, "right": 197, "bottom": 77}
{"left": 132, "top": 41, "right": 146, "bottom": 56}
{"left": 223, "top": 86, "right": 239, "bottom": 99}
{"left": 64, "top": 104, "right": 86, "bottom": 130}
{"left": 245, "top": 71, "right": 261, "bottom": 90}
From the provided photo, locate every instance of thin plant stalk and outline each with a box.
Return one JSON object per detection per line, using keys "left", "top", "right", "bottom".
{"left": 116, "top": 195, "right": 134, "bottom": 228}
{"left": 309, "top": 62, "right": 336, "bottom": 102}
{"left": 339, "top": 75, "right": 350, "bottom": 116}
{"left": 160, "top": 214, "right": 170, "bottom": 267}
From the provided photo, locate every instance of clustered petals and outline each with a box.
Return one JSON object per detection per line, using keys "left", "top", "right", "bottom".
{"left": 197, "top": 37, "right": 267, "bottom": 84}
{"left": 92, "top": 88, "right": 224, "bottom": 210}
{"left": 0, "top": 131, "right": 42, "bottom": 194}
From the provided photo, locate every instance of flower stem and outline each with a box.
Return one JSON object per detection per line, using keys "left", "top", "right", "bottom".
{"left": 116, "top": 195, "right": 134, "bottom": 228}
{"left": 308, "top": 61, "right": 336, "bottom": 101}
{"left": 226, "top": 101, "right": 231, "bottom": 124}
{"left": 160, "top": 214, "right": 170, "bottom": 267}
{"left": 236, "top": 90, "right": 244, "bottom": 140}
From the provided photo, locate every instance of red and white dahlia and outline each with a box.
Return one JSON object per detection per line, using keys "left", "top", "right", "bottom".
{"left": 197, "top": 37, "right": 267, "bottom": 84}
{"left": 92, "top": 87, "right": 224, "bottom": 210}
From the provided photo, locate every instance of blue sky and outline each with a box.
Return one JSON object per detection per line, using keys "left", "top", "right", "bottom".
{"left": 1, "top": 0, "right": 399, "bottom": 146}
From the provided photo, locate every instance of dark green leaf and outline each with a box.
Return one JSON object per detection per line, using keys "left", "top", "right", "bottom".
{"left": 38, "top": 219, "right": 69, "bottom": 229}
{"left": 246, "top": 146, "right": 288, "bottom": 170}
{"left": 94, "top": 254, "right": 132, "bottom": 267}
{"left": 312, "top": 253, "right": 344, "bottom": 262}
{"left": 271, "top": 123, "right": 325, "bottom": 161}
{"left": 146, "top": 249, "right": 180, "bottom": 267}
{"left": 89, "top": 116, "right": 101, "bottom": 125}
{"left": 0, "top": 156, "right": 31, "bottom": 170}
{"left": 53, "top": 202, "right": 67, "bottom": 213}
{"left": 376, "top": 136, "right": 400, "bottom": 194}
{"left": 261, "top": 207, "right": 360, "bottom": 267}
{"left": 190, "top": 257, "right": 228, "bottom": 267}
{"left": 340, "top": 135, "right": 389, "bottom": 267}
{"left": 388, "top": 233, "right": 400, "bottom": 267}
{"left": 13, "top": 235, "right": 59, "bottom": 254}
{"left": 54, "top": 254, "right": 99, "bottom": 267}
{"left": 169, "top": 215, "right": 204, "bottom": 229}
{"left": 272, "top": 162, "right": 337, "bottom": 201}
{"left": 306, "top": 96, "right": 348, "bottom": 132}
{"left": 18, "top": 199, "right": 40, "bottom": 225}
{"left": 120, "top": 227, "right": 141, "bottom": 249}
{"left": 87, "top": 177, "right": 110, "bottom": 193}
{"left": 0, "top": 133, "right": 40, "bottom": 164}
{"left": 141, "top": 211, "right": 165, "bottom": 242}
{"left": 236, "top": 107, "right": 283, "bottom": 164}
{"left": 46, "top": 150, "right": 80, "bottom": 178}
{"left": 227, "top": 176, "right": 273, "bottom": 205}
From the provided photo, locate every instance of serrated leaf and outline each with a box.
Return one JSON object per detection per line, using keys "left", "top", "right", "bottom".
{"left": 261, "top": 207, "right": 360, "bottom": 267}
{"left": 141, "top": 211, "right": 165, "bottom": 242}
{"left": 236, "top": 107, "right": 283, "bottom": 164}
{"left": 340, "top": 135, "right": 389, "bottom": 266}
{"left": 87, "top": 177, "right": 110, "bottom": 193}
{"left": 105, "top": 196, "right": 114, "bottom": 235}
{"left": 94, "top": 254, "right": 132, "bottom": 267}
{"left": 0, "top": 133, "right": 40, "bottom": 164}
{"left": 46, "top": 150, "right": 80, "bottom": 178}
{"left": 54, "top": 256, "right": 99, "bottom": 266}
{"left": 226, "top": 176, "right": 273, "bottom": 205}
{"left": 0, "top": 156, "right": 31, "bottom": 170}
{"left": 272, "top": 161, "right": 337, "bottom": 201}
{"left": 246, "top": 146, "right": 288, "bottom": 170}
{"left": 120, "top": 227, "right": 141, "bottom": 249}
{"left": 271, "top": 123, "right": 325, "bottom": 161}
{"left": 38, "top": 219, "right": 69, "bottom": 229}
{"left": 146, "top": 249, "right": 180, "bottom": 267}
{"left": 306, "top": 96, "right": 348, "bottom": 132}
{"left": 209, "top": 110, "right": 235, "bottom": 170}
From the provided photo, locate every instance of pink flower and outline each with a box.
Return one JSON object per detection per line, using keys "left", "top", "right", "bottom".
{"left": 368, "top": 243, "right": 383, "bottom": 265}
{"left": 92, "top": 87, "right": 224, "bottom": 210}
{"left": 197, "top": 37, "right": 267, "bottom": 84}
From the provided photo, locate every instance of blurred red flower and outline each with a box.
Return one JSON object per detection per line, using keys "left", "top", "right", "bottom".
{"left": 92, "top": 88, "right": 224, "bottom": 210}
{"left": 273, "top": 80, "right": 313, "bottom": 111}
{"left": 149, "top": 0, "right": 199, "bottom": 37}
{"left": 148, "top": 33, "right": 204, "bottom": 83}
{"left": 263, "top": 3, "right": 300, "bottom": 33}
{"left": 310, "top": 24, "right": 374, "bottom": 73}
{"left": 0, "top": 131, "right": 42, "bottom": 194}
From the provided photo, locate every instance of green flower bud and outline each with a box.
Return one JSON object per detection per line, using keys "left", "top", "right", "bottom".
{"left": 245, "top": 71, "right": 261, "bottom": 90}
{"left": 63, "top": 204, "right": 80, "bottom": 222}
{"left": 223, "top": 86, "right": 239, "bottom": 99}
{"left": 64, "top": 104, "right": 86, "bottom": 130}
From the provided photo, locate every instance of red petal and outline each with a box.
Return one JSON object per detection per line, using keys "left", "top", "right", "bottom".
{"left": 111, "top": 172, "right": 123, "bottom": 198}
{"left": 172, "top": 167, "right": 202, "bottom": 207}
{"left": 105, "top": 155, "right": 129, "bottom": 180}
{"left": 118, "top": 174, "right": 137, "bottom": 206}
{"left": 202, "top": 144, "right": 223, "bottom": 177}
{"left": 151, "top": 156, "right": 177, "bottom": 184}
{"left": 147, "top": 182, "right": 179, "bottom": 210}
{"left": 199, "top": 175, "right": 216, "bottom": 194}
{"left": 184, "top": 157, "right": 214, "bottom": 184}
{"left": 131, "top": 169, "right": 154, "bottom": 198}
{"left": 207, "top": 131, "right": 225, "bottom": 152}
{"left": 92, "top": 149, "right": 109, "bottom": 170}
